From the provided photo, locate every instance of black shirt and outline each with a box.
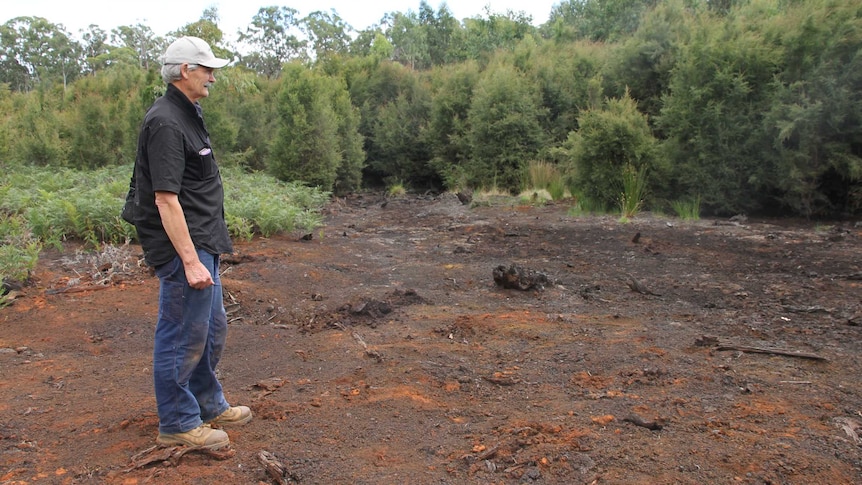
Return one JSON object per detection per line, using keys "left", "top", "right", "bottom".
{"left": 132, "top": 84, "right": 232, "bottom": 267}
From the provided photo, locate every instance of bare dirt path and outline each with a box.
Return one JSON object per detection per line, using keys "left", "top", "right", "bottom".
{"left": 2, "top": 194, "right": 861, "bottom": 484}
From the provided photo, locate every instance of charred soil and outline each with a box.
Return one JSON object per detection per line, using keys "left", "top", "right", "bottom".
{"left": 2, "top": 194, "right": 862, "bottom": 484}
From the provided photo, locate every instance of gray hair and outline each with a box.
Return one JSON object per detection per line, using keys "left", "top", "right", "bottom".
{"left": 160, "top": 63, "right": 200, "bottom": 84}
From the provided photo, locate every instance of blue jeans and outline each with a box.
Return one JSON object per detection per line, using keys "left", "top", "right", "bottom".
{"left": 153, "top": 250, "right": 229, "bottom": 434}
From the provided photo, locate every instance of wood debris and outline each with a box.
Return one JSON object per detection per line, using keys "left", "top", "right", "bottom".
{"left": 124, "top": 444, "right": 234, "bottom": 471}
{"left": 622, "top": 415, "right": 665, "bottom": 431}
{"left": 258, "top": 450, "right": 299, "bottom": 484}
{"left": 715, "top": 343, "right": 827, "bottom": 361}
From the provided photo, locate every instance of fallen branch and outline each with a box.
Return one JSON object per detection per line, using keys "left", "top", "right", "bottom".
{"left": 715, "top": 344, "right": 828, "bottom": 361}
{"left": 124, "top": 445, "right": 234, "bottom": 471}
{"left": 258, "top": 450, "right": 297, "bottom": 484}
{"left": 622, "top": 415, "right": 665, "bottom": 431}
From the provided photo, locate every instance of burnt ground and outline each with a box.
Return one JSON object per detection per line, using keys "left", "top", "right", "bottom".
{"left": 1, "top": 193, "right": 862, "bottom": 484}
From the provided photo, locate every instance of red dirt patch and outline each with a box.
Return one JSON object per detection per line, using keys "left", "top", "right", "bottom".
{"left": 2, "top": 194, "right": 861, "bottom": 483}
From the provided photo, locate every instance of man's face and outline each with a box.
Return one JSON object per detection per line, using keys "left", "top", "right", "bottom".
{"left": 182, "top": 64, "right": 216, "bottom": 102}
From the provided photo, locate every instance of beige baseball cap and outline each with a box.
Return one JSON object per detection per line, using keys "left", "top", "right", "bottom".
{"left": 162, "top": 36, "right": 229, "bottom": 68}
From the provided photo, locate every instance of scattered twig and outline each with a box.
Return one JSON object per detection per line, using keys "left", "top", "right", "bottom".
{"left": 476, "top": 445, "right": 499, "bottom": 461}
{"left": 625, "top": 273, "right": 661, "bottom": 296}
{"left": 351, "top": 331, "right": 383, "bottom": 362}
{"left": 715, "top": 344, "right": 828, "bottom": 361}
{"left": 622, "top": 415, "right": 665, "bottom": 431}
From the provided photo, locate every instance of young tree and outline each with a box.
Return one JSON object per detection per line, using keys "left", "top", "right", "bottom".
{"left": 426, "top": 61, "right": 480, "bottom": 189}
{"left": 561, "top": 91, "right": 661, "bottom": 209}
{"left": 657, "top": 11, "right": 778, "bottom": 215}
{"left": 466, "top": 63, "right": 545, "bottom": 191}
{"left": 763, "top": 0, "right": 862, "bottom": 216}
{"left": 268, "top": 64, "right": 363, "bottom": 192}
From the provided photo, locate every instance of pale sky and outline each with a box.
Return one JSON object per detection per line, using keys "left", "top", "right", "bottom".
{"left": 2, "top": 0, "right": 560, "bottom": 43}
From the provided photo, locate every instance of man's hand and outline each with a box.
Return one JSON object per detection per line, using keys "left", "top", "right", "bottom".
{"left": 185, "top": 259, "right": 214, "bottom": 290}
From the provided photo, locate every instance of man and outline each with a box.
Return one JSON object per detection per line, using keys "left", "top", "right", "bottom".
{"left": 130, "top": 36, "right": 251, "bottom": 450}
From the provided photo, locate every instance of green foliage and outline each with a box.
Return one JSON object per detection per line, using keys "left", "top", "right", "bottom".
{"left": 223, "top": 166, "right": 329, "bottom": 238}
{"left": 760, "top": 0, "right": 862, "bottom": 216}
{"left": 0, "top": 164, "right": 329, "bottom": 281}
{"left": 63, "top": 64, "right": 146, "bottom": 168}
{"left": 530, "top": 42, "right": 606, "bottom": 144}
{"left": 0, "top": 165, "right": 135, "bottom": 247}
{"left": 656, "top": 5, "right": 780, "bottom": 215}
{"left": 348, "top": 60, "right": 433, "bottom": 187}
{"left": 460, "top": 9, "right": 537, "bottom": 63}
{"left": 368, "top": 86, "right": 433, "bottom": 187}
{"left": 602, "top": 0, "right": 688, "bottom": 123}
{"left": 466, "top": 63, "right": 546, "bottom": 192}
{"left": 567, "top": 189, "right": 609, "bottom": 217}
{"left": 562, "top": 90, "right": 660, "bottom": 209}
{"left": 11, "top": 91, "right": 66, "bottom": 166}
{"left": 426, "top": 61, "right": 480, "bottom": 190}
{"left": 267, "top": 63, "right": 344, "bottom": 190}
{"left": 544, "top": 0, "right": 655, "bottom": 42}
{"left": 1, "top": 1, "right": 862, "bottom": 219}
{"left": 0, "top": 213, "right": 42, "bottom": 284}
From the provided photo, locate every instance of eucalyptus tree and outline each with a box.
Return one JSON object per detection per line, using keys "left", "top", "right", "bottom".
{"left": 0, "top": 16, "right": 82, "bottom": 91}
{"left": 302, "top": 9, "right": 353, "bottom": 62}
{"left": 544, "top": 0, "right": 656, "bottom": 42}
{"left": 80, "top": 25, "right": 111, "bottom": 74}
{"left": 418, "top": 1, "right": 461, "bottom": 67}
{"left": 112, "top": 23, "right": 162, "bottom": 71}
{"left": 171, "top": 7, "right": 232, "bottom": 61}
{"left": 238, "top": 6, "right": 306, "bottom": 77}
{"left": 388, "top": 10, "right": 429, "bottom": 69}
{"left": 460, "top": 8, "right": 536, "bottom": 63}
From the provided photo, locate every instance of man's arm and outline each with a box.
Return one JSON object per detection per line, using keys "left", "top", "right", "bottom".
{"left": 155, "top": 191, "right": 213, "bottom": 290}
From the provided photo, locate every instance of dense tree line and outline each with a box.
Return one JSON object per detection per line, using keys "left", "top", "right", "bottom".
{"left": 0, "top": 0, "right": 859, "bottom": 217}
